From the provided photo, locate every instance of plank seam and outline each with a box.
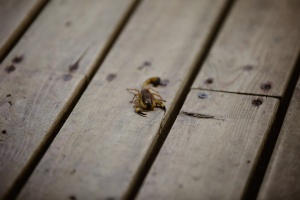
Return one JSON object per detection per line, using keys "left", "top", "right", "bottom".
{"left": 3, "top": 1, "right": 142, "bottom": 199}
{"left": 0, "top": 0, "right": 50, "bottom": 62}
{"left": 123, "top": 0, "right": 238, "bottom": 199}
{"left": 241, "top": 51, "right": 300, "bottom": 200}
{"left": 191, "top": 88, "right": 281, "bottom": 99}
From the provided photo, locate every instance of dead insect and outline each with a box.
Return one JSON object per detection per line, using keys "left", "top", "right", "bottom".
{"left": 127, "top": 77, "right": 167, "bottom": 117}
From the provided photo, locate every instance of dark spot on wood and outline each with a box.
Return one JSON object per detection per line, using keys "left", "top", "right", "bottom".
{"left": 247, "top": 160, "right": 251, "bottom": 164}
{"left": 252, "top": 98, "right": 263, "bottom": 107}
{"left": 63, "top": 74, "right": 72, "bottom": 81}
{"left": 8, "top": 101, "right": 12, "bottom": 106}
{"left": 5, "top": 65, "right": 15, "bottom": 73}
{"left": 198, "top": 92, "right": 208, "bottom": 99}
{"left": 144, "top": 61, "right": 151, "bottom": 66}
{"left": 12, "top": 55, "right": 23, "bottom": 63}
{"left": 6, "top": 94, "right": 11, "bottom": 97}
{"left": 65, "top": 21, "right": 72, "bottom": 27}
{"left": 69, "top": 195, "right": 76, "bottom": 200}
{"left": 160, "top": 79, "right": 169, "bottom": 86}
{"left": 260, "top": 82, "right": 272, "bottom": 91}
{"left": 138, "top": 61, "right": 152, "bottom": 70}
{"left": 70, "top": 169, "right": 76, "bottom": 175}
{"left": 106, "top": 73, "right": 117, "bottom": 82}
{"left": 178, "top": 184, "right": 183, "bottom": 188}
{"left": 243, "top": 65, "right": 253, "bottom": 71}
{"left": 1, "top": 130, "right": 6, "bottom": 134}
{"left": 205, "top": 78, "right": 213, "bottom": 84}
{"left": 193, "top": 176, "right": 199, "bottom": 181}
{"left": 69, "top": 62, "right": 79, "bottom": 72}
{"left": 105, "top": 197, "right": 115, "bottom": 200}
{"left": 44, "top": 168, "right": 49, "bottom": 173}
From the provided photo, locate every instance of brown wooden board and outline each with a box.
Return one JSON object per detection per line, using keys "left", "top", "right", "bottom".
{"left": 0, "top": 69, "right": 85, "bottom": 198}
{"left": 17, "top": 0, "right": 231, "bottom": 199}
{"left": 0, "top": 0, "right": 47, "bottom": 60}
{"left": 0, "top": 0, "right": 136, "bottom": 198}
{"left": 137, "top": 90, "right": 279, "bottom": 200}
{"left": 257, "top": 77, "right": 300, "bottom": 200}
{"left": 192, "top": 0, "right": 300, "bottom": 97}
{"left": 0, "top": 0, "right": 136, "bottom": 78}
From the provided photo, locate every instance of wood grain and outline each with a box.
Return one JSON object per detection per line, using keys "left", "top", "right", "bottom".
{"left": 0, "top": 0, "right": 136, "bottom": 78}
{"left": 0, "top": 69, "right": 85, "bottom": 198}
{"left": 0, "top": 0, "right": 47, "bottom": 60}
{"left": 17, "top": 0, "right": 230, "bottom": 199}
{"left": 192, "top": 0, "right": 300, "bottom": 97}
{"left": 257, "top": 77, "right": 300, "bottom": 200}
{"left": 0, "top": 0, "right": 136, "bottom": 198}
{"left": 137, "top": 90, "right": 279, "bottom": 200}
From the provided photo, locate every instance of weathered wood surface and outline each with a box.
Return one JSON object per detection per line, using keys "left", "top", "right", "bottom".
{"left": 137, "top": 90, "right": 279, "bottom": 200}
{"left": 18, "top": 0, "right": 231, "bottom": 199}
{"left": 257, "top": 77, "right": 300, "bottom": 200}
{"left": 192, "top": 0, "right": 300, "bottom": 97}
{"left": 0, "top": 0, "right": 135, "bottom": 78}
{"left": 0, "top": 0, "right": 47, "bottom": 60}
{"left": 0, "top": 0, "right": 136, "bottom": 199}
{"left": 0, "top": 69, "right": 85, "bottom": 198}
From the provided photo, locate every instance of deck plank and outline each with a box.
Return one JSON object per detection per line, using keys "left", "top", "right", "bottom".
{"left": 0, "top": 0, "right": 136, "bottom": 198}
{"left": 0, "top": 0, "right": 136, "bottom": 78}
{"left": 192, "top": 0, "right": 300, "bottom": 97}
{"left": 0, "top": 0, "right": 47, "bottom": 60}
{"left": 257, "top": 77, "right": 300, "bottom": 200}
{"left": 17, "top": 0, "right": 231, "bottom": 199}
{"left": 0, "top": 69, "right": 85, "bottom": 198}
{"left": 137, "top": 90, "right": 279, "bottom": 200}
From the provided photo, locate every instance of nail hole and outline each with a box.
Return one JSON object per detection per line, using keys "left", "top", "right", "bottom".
{"left": 6, "top": 94, "right": 11, "bottom": 97}
{"left": 205, "top": 78, "right": 213, "bottom": 84}
{"left": 198, "top": 92, "right": 209, "bottom": 99}
{"left": 160, "top": 79, "right": 169, "bottom": 86}
{"left": 69, "top": 195, "right": 76, "bottom": 200}
{"left": 65, "top": 21, "right": 72, "bottom": 27}
{"left": 5, "top": 65, "right": 15, "bottom": 73}
{"left": 252, "top": 98, "right": 263, "bottom": 107}
{"left": 1, "top": 130, "right": 6, "bottom": 134}
{"left": 106, "top": 73, "right": 117, "bottom": 82}
{"left": 12, "top": 55, "right": 23, "bottom": 63}
{"left": 260, "top": 82, "right": 272, "bottom": 91}
{"left": 243, "top": 65, "right": 253, "bottom": 71}
{"left": 63, "top": 74, "right": 72, "bottom": 81}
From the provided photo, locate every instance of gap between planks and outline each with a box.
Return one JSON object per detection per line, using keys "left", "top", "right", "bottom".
{"left": 0, "top": 0, "right": 49, "bottom": 62}
{"left": 1, "top": 1, "right": 141, "bottom": 199}
{"left": 242, "top": 52, "right": 300, "bottom": 200}
{"left": 125, "top": 0, "right": 237, "bottom": 199}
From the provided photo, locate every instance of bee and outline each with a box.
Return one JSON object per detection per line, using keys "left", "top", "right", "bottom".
{"left": 127, "top": 77, "right": 167, "bottom": 116}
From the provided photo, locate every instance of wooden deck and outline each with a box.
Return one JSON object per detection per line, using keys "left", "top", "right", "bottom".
{"left": 0, "top": 0, "right": 299, "bottom": 199}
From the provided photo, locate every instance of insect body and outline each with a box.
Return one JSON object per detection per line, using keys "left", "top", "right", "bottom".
{"left": 127, "top": 77, "right": 167, "bottom": 116}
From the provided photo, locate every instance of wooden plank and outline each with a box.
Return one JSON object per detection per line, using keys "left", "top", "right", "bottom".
{"left": 0, "top": 0, "right": 136, "bottom": 78}
{"left": 192, "top": 0, "right": 300, "bottom": 97}
{"left": 0, "top": 0, "right": 47, "bottom": 60}
{"left": 0, "top": 68, "right": 85, "bottom": 198}
{"left": 0, "top": 0, "right": 136, "bottom": 198}
{"left": 257, "top": 77, "right": 300, "bottom": 200}
{"left": 137, "top": 90, "right": 279, "bottom": 200}
{"left": 17, "top": 0, "right": 231, "bottom": 199}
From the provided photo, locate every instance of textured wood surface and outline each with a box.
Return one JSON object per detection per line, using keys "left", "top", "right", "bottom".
{"left": 257, "top": 77, "right": 300, "bottom": 200}
{"left": 0, "top": 69, "right": 85, "bottom": 198}
{"left": 0, "top": 0, "right": 46, "bottom": 59}
{"left": 192, "top": 0, "right": 300, "bottom": 97}
{"left": 137, "top": 90, "right": 279, "bottom": 200}
{"left": 0, "top": 0, "right": 135, "bottom": 78}
{"left": 0, "top": 0, "right": 136, "bottom": 199}
{"left": 18, "top": 0, "right": 230, "bottom": 199}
